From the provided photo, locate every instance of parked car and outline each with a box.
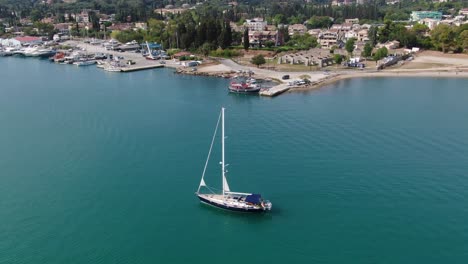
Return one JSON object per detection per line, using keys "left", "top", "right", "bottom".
{"left": 282, "top": 75, "right": 290, "bottom": 80}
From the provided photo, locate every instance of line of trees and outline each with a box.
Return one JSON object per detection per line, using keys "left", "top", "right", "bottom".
{"left": 112, "top": 14, "right": 234, "bottom": 53}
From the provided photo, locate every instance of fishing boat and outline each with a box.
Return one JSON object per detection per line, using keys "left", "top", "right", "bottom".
{"left": 228, "top": 77, "right": 261, "bottom": 94}
{"left": 50, "top": 52, "right": 65, "bottom": 63}
{"left": 196, "top": 108, "right": 272, "bottom": 212}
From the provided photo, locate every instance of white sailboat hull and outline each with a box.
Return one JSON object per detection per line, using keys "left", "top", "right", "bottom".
{"left": 197, "top": 194, "right": 270, "bottom": 212}
{"left": 196, "top": 108, "right": 272, "bottom": 213}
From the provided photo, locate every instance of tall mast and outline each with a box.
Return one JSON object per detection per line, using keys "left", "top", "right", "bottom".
{"left": 222, "top": 107, "right": 225, "bottom": 197}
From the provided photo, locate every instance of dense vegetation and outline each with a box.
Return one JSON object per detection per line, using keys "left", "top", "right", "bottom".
{"left": 0, "top": 0, "right": 467, "bottom": 54}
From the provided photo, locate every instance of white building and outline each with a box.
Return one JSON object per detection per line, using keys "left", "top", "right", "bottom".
{"left": 1, "top": 38, "right": 21, "bottom": 47}
{"left": 345, "top": 30, "right": 358, "bottom": 41}
{"left": 245, "top": 18, "right": 267, "bottom": 31}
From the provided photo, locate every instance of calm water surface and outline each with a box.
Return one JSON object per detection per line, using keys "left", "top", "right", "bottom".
{"left": 1, "top": 57, "right": 468, "bottom": 263}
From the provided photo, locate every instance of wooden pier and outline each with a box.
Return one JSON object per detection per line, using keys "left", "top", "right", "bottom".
{"left": 259, "top": 83, "right": 290, "bottom": 97}
{"left": 120, "top": 64, "right": 164, "bottom": 72}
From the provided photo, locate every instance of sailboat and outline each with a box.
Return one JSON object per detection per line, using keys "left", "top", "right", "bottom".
{"left": 145, "top": 41, "right": 158, "bottom": 60}
{"left": 196, "top": 108, "right": 272, "bottom": 212}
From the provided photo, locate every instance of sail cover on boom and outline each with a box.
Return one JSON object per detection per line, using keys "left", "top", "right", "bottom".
{"left": 245, "top": 194, "right": 262, "bottom": 204}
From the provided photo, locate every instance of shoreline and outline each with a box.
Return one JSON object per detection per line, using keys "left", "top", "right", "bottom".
{"left": 7, "top": 41, "right": 468, "bottom": 95}
{"left": 177, "top": 65, "right": 468, "bottom": 94}
{"left": 290, "top": 70, "right": 468, "bottom": 92}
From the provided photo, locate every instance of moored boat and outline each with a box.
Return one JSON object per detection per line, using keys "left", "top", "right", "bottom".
{"left": 104, "top": 65, "right": 121, "bottom": 72}
{"left": 196, "top": 108, "right": 272, "bottom": 212}
{"left": 74, "top": 59, "right": 97, "bottom": 66}
{"left": 228, "top": 78, "right": 261, "bottom": 94}
{"left": 229, "top": 82, "right": 261, "bottom": 93}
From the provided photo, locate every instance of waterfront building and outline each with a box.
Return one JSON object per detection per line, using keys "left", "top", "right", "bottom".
{"left": 411, "top": 11, "right": 442, "bottom": 21}
{"left": 278, "top": 48, "right": 334, "bottom": 68}
{"left": 1, "top": 38, "right": 20, "bottom": 47}
{"left": 15, "top": 36, "right": 42, "bottom": 46}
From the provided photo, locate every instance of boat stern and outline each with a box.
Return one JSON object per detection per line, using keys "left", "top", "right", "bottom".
{"left": 262, "top": 200, "right": 272, "bottom": 211}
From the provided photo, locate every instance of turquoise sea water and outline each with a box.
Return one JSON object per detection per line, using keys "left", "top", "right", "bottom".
{"left": 1, "top": 57, "right": 468, "bottom": 263}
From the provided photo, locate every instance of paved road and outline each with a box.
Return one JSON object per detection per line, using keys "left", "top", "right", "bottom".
{"left": 218, "top": 59, "right": 328, "bottom": 82}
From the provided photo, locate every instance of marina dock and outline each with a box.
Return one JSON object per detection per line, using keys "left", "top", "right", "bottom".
{"left": 260, "top": 83, "right": 290, "bottom": 97}
{"left": 120, "top": 64, "right": 164, "bottom": 72}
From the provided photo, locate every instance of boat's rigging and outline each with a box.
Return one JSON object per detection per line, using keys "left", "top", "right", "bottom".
{"left": 195, "top": 107, "right": 272, "bottom": 212}
{"left": 197, "top": 110, "right": 222, "bottom": 194}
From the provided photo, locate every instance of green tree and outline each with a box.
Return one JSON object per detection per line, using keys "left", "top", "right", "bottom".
{"left": 363, "top": 43, "right": 373, "bottom": 57}
{"left": 368, "top": 26, "right": 378, "bottom": 47}
{"left": 33, "top": 22, "right": 56, "bottom": 38}
{"left": 306, "top": 16, "right": 332, "bottom": 29}
{"left": 345, "top": 38, "right": 356, "bottom": 55}
{"left": 378, "top": 20, "right": 393, "bottom": 43}
{"left": 373, "top": 47, "right": 388, "bottom": 61}
{"left": 30, "top": 9, "right": 43, "bottom": 22}
{"left": 251, "top": 54, "right": 266, "bottom": 67}
{"left": 459, "top": 30, "right": 468, "bottom": 50}
{"left": 243, "top": 28, "right": 249, "bottom": 51}
{"left": 412, "top": 23, "right": 429, "bottom": 36}
{"left": 200, "top": 42, "right": 215, "bottom": 57}
{"left": 218, "top": 21, "right": 232, "bottom": 49}
{"left": 384, "top": 10, "right": 409, "bottom": 21}
{"left": 431, "top": 24, "right": 456, "bottom": 53}
{"left": 334, "top": 54, "right": 343, "bottom": 64}
{"left": 265, "top": 41, "right": 275, "bottom": 48}
{"left": 272, "top": 14, "right": 286, "bottom": 26}
{"left": 286, "top": 33, "right": 318, "bottom": 50}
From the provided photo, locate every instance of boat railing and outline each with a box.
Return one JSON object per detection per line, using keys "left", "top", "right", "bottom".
{"left": 225, "top": 191, "right": 252, "bottom": 196}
